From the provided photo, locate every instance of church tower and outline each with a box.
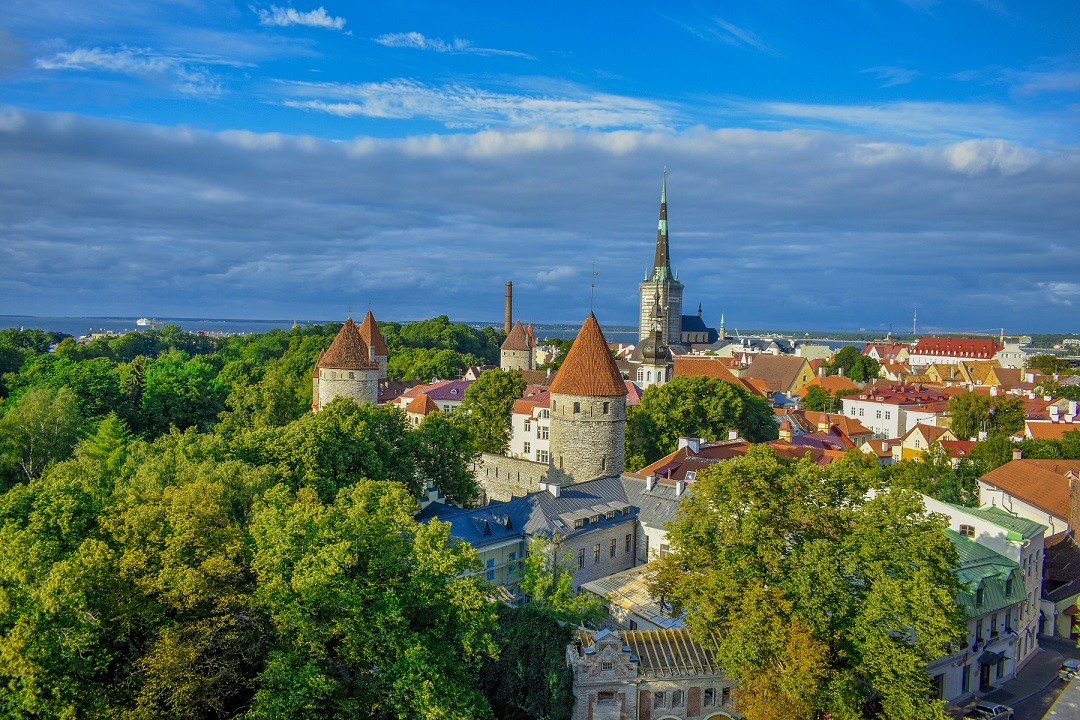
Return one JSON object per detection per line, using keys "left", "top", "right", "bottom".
{"left": 638, "top": 172, "right": 683, "bottom": 346}
{"left": 357, "top": 309, "right": 389, "bottom": 380}
{"left": 637, "top": 290, "right": 673, "bottom": 388}
{"left": 311, "top": 317, "right": 380, "bottom": 410}
{"left": 548, "top": 313, "right": 628, "bottom": 484}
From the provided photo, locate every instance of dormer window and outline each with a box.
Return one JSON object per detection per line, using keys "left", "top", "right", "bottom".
{"left": 959, "top": 524, "right": 975, "bottom": 539}
{"left": 976, "top": 586, "right": 985, "bottom": 606}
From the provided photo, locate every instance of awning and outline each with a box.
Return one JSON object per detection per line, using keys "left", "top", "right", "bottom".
{"left": 978, "top": 650, "right": 1005, "bottom": 665}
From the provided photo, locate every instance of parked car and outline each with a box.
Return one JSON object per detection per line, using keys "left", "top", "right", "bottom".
{"left": 1059, "top": 658, "right": 1080, "bottom": 680}
{"left": 963, "top": 701, "right": 1013, "bottom": 720}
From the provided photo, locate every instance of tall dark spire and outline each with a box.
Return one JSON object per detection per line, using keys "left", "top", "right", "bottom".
{"left": 649, "top": 170, "right": 673, "bottom": 282}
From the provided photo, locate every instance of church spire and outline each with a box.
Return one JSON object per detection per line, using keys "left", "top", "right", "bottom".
{"left": 650, "top": 170, "right": 672, "bottom": 282}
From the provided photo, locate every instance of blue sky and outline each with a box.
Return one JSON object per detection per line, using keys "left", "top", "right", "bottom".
{"left": 1, "top": 1, "right": 1078, "bottom": 333}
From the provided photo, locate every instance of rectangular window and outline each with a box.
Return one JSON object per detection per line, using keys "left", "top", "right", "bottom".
{"left": 523, "top": 441, "right": 531, "bottom": 455}
{"left": 659, "top": 543, "right": 669, "bottom": 558}
{"left": 885, "top": 411, "right": 891, "bottom": 420}
{"left": 858, "top": 408, "right": 864, "bottom": 417}
{"left": 653, "top": 692, "right": 666, "bottom": 708}
{"left": 603, "top": 401, "right": 610, "bottom": 414}
{"left": 601, "top": 661, "right": 613, "bottom": 671}
{"left": 672, "top": 690, "right": 683, "bottom": 707}
{"left": 876, "top": 410, "right": 882, "bottom": 419}
{"left": 541, "top": 427, "right": 549, "bottom": 440}
{"left": 600, "top": 456, "right": 606, "bottom": 471}
{"left": 573, "top": 402, "right": 581, "bottom": 413}
{"left": 721, "top": 687, "right": 731, "bottom": 705}
{"left": 593, "top": 544, "right": 600, "bottom": 563}
{"left": 703, "top": 688, "right": 715, "bottom": 707}
{"left": 598, "top": 690, "right": 615, "bottom": 703}
{"left": 486, "top": 558, "right": 495, "bottom": 581}
{"left": 577, "top": 548, "right": 585, "bottom": 568}
{"left": 610, "top": 538, "right": 617, "bottom": 558}
{"left": 540, "top": 450, "right": 549, "bottom": 464}
{"left": 625, "top": 533, "right": 633, "bottom": 554}
{"left": 524, "top": 419, "right": 531, "bottom": 432}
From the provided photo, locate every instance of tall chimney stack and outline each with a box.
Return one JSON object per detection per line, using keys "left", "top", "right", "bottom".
{"left": 504, "top": 281, "right": 513, "bottom": 335}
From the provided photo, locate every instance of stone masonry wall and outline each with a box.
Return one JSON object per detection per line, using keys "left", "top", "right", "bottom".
{"left": 638, "top": 280, "right": 683, "bottom": 347}
{"left": 549, "top": 393, "right": 626, "bottom": 484}
{"left": 477, "top": 453, "right": 550, "bottom": 502}
{"left": 500, "top": 348, "right": 533, "bottom": 372}
{"left": 317, "top": 368, "right": 379, "bottom": 408}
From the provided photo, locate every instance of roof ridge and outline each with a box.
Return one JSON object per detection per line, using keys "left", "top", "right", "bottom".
{"left": 357, "top": 309, "right": 388, "bottom": 356}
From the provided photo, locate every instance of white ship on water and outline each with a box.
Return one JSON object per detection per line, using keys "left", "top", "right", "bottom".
{"left": 136, "top": 317, "right": 152, "bottom": 326}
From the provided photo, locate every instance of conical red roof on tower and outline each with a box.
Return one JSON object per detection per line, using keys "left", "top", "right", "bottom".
{"left": 501, "top": 321, "right": 532, "bottom": 351}
{"left": 357, "top": 309, "right": 388, "bottom": 356}
{"left": 318, "top": 317, "right": 375, "bottom": 370}
{"left": 550, "top": 313, "right": 628, "bottom": 397}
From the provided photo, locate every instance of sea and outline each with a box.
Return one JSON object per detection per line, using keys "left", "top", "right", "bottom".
{"left": 0, "top": 315, "right": 644, "bottom": 345}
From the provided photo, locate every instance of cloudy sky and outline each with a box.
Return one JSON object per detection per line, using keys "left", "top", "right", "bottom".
{"left": 1, "top": 1, "right": 1078, "bottom": 333}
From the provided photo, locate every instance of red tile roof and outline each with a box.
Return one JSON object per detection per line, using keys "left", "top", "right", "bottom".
{"left": 980, "top": 459, "right": 1080, "bottom": 521}
{"left": 672, "top": 356, "right": 766, "bottom": 398}
{"left": 911, "top": 337, "right": 1002, "bottom": 359}
{"left": 549, "top": 314, "right": 627, "bottom": 397}
{"left": 317, "top": 318, "right": 375, "bottom": 370}
{"left": 795, "top": 375, "right": 860, "bottom": 396}
{"left": 357, "top": 310, "right": 388, "bottom": 356}
{"left": 406, "top": 394, "right": 440, "bottom": 415}
{"left": 501, "top": 320, "right": 534, "bottom": 351}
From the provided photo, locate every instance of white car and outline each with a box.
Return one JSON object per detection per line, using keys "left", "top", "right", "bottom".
{"left": 963, "top": 701, "right": 1013, "bottom": 720}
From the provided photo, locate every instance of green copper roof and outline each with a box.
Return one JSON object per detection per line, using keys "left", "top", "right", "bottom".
{"left": 947, "top": 530, "right": 1026, "bottom": 618}
{"left": 946, "top": 503, "right": 1047, "bottom": 541}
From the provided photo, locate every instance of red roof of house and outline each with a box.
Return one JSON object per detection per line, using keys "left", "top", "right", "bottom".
{"left": 980, "top": 459, "right": 1080, "bottom": 521}
{"left": 549, "top": 314, "right": 627, "bottom": 397}
{"left": 911, "top": 337, "right": 1002, "bottom": 359}
{"left": 795, "top": 375, "right": 860, "bottom": 396}
{"left": 672, "top": 356, "right": 767, "bottom": 398}
{"left": 405, "top": 394, "right": 440, "bottom": 415}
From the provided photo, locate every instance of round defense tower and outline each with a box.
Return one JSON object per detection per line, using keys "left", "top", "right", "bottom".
{"left": 548, "top": 313, "right": 628, "bottom": 483}
{"left": 312, "top": 317, "right": 379, "bottom": 410}
{"left": 500, "top": 320, "right": 535, "bottom": 371}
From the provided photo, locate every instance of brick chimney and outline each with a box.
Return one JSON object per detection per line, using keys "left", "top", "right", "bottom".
{"left": 779, "top": 419, "right": 792, "bottom": 442}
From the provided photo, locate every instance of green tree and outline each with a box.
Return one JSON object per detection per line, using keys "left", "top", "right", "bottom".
{"left": 1028, "top": 353, "right": 1071, "bottom": 375}
{"left": 0, "top": 386, "right": 84, "bottom": 486}
{"left": 801, "top": 384, "right": 834, "bottom": 412}
{"left": 140, "top": 350, "right": 227, "bottom": 436}
{"left": 826, "top": 345, "right": 862, "bottom": 377}
{"left": 415, "top": 412, "right": 480, "bottom": 505}
{"left": 481, "top": 605, "right": 574, "bottom": 720}
{"left": 849, "top": 354, "right": 881, "bottom": 382}
{"left": 948, "top": 394, "right": 1025, "bottom": 441}
{"left": 252, "top": 398, "right": 421, "bottom": 500}
{"left": 457, "top": 369, "right": 527, "bottom": 455}
{"left": 520, "top": 534, "right": 605, "bottom": 626}
{"left": 248, "top": 481, "right": 497, "bottom": 719}
{"left": 626, "top": 375, "right": 777, "bottom": 470}
{"left": 654, "top": 447, "right": 965, "bottom": 720}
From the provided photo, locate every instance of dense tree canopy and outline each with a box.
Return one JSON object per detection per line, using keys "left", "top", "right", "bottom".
{"left": 456, "top": 368, "right": 527, "bottom": 455}
{"left": 626, "top": 375, "right": 777, "bottom": 470}
{"left": 654, "top": 447, "right": 965, "bottom": 720}
{"left": 947, "top": 393, "right": 1025, "bottom": 441}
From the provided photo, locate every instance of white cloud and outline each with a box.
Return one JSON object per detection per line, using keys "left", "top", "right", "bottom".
{"left": 279, "top": 79, "right": 673, "bottom": 130}
{"left": 1039, "top": 282, "right": 1080, "bottom": 306}
{"left": 536, "top": 266, "right": 577, "bottom": 283}
{"left": 255, "top": 5, "right": 345, "bottom": 30}
{"left": 373, "top": 31, "right": 533, "bottom": 59}
{"left": 943, "top": 139, "right": 1034, "bottom": 175}
{"left": 862, "top": 65, "right": 919, "bottom": 88}
{"left": 35, "top": 46, "right": 224, "bottom": 95}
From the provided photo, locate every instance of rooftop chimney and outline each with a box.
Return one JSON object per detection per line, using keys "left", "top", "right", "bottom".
{"left": 1012, "top": 447, "right": 1023, "bottom": 461}
{"left": 646, "top": 475, "right": 656, "bottom": 491}
{"left": 675, "top": 480, "right": 686, "bottom": 496}
{"left": 728, "top": 429, "right": 739, "bottom": 441}
{"left": 504, "top": 281, "right": 513, "bottom": 335}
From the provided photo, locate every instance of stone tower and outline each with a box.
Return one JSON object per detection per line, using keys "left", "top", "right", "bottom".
{"left": 549, "top": 313, "right": 628, "bottom": 484}
{"left": 500, "top": 320, "right": 535, "bottom": 371}
{"left": 311, "top": 317, "right": 379, "bottom": 410}
{"left": 357, "top": 309, "right": 389, "bottom": 380}
{"left": 638, "top": 171, "right": 683, "bottom": 346}
{"left": 637, "top": 291, "right": 672, "bottom": 388}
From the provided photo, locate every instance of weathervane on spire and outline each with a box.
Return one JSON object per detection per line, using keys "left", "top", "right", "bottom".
{"left": 590, "top": 262, "right": 598, "bottom": 311}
